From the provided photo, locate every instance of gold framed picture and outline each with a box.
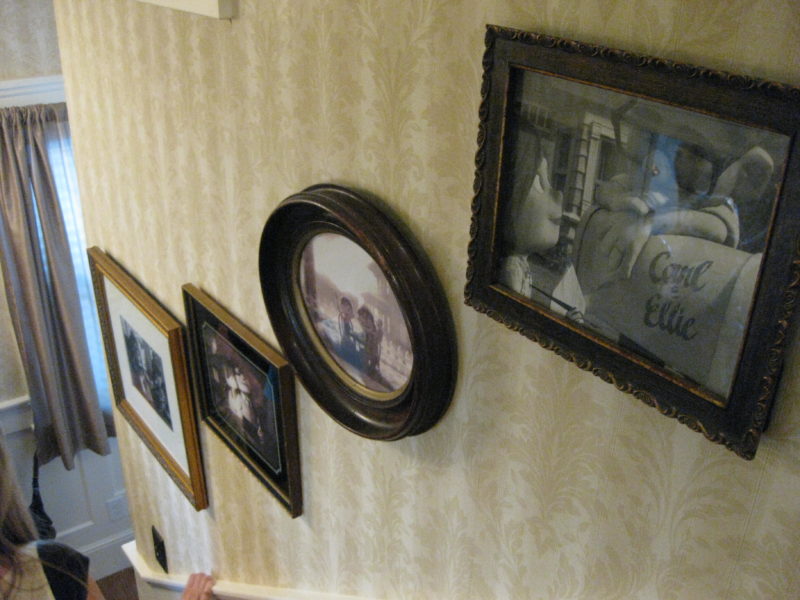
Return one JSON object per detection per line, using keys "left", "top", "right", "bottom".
{"left": 89, "top": 247, "right": 207, "bottom": 509}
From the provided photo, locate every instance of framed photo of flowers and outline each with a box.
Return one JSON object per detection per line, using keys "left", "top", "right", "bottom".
{"left": 88, "top": 247, "right": 207, "bottom": 509}
{"left": 464, "top": 25, "right": 800, "bottom": 459}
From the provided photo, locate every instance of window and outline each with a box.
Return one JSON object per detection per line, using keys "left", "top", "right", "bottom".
{"left": 45, "top": 134, "right": 111, "bottom": 412}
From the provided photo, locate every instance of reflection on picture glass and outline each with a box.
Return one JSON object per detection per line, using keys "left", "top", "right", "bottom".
{"left": 298, "top": 232, "right": 413, "bottom": 396}
{"left": 200, "top": 323, "right": 282, "bottom": 473}
{"left": 120, "top": 317, "right": 172, "bottom": 428}
{"left": 497, "top": 68, "right": 790, "bottom": 401}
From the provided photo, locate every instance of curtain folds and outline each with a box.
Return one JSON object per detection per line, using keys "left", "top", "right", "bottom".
{"left": 0, "top": 103, "right": 109, "bottom": 469}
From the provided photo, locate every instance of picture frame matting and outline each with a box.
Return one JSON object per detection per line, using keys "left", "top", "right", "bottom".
{"left": 88, "top": 246, "right": 208, "bottom": 509}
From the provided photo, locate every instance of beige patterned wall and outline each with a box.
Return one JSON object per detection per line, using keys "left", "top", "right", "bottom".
{"left": 0, "top": 269, "right": 26, "bottom": 401}
{"left": 0, "top": 0, "right": 61, "bottom": 80}
{"left": 53, "top": 1, "right": 800, "bottom": 598}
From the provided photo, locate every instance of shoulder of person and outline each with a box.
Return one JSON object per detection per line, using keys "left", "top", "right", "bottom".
{"left": 498, "top": 254, "right": 529, "bottom": 293}
{"left": 36, "top": 541, "right": 90, "bottom": 600}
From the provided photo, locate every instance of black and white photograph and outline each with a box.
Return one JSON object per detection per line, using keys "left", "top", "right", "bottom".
{"left": 496, "top": 69, "right": 789, "bottom": 400}
{"left": 183, "top": 284, "right": 302, "bottom": 517}
{"left": 201, "top": 323, "right": 281, "bottom": 472}
{"left": 121, "top": 316, "right": 172, "bottom": 428}
{"left": 89, "top": 247, "right": 208, "bottom": 509}
{"left": 465, "top": 26, "right": 800, "bottom": 458}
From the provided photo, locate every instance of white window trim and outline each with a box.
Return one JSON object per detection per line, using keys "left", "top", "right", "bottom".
{"left": 0, "top": 395, "right": 32, "bottom": 436}
{"left": 0, "top": 75, "right": 65, "bottom": 109}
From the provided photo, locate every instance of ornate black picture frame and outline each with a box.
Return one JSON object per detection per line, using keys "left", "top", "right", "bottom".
{"left": 465, "top": 25, "right": 800, "bottom": 459}
{"left": 88, "top": 247, "right": 208, "bottom": 509}
{"left": 183, "top": 284, "right": 302, "bottom": 517}
{"left": 259, "top": 184, "right": 457, "bottom": 440}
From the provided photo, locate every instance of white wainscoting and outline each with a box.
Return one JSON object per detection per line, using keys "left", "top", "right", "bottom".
{"left": 0, "top": 398, "right": 133, "bottom": 578}
{"left": 123, "top": 542, "right": 374, "bottom": 600}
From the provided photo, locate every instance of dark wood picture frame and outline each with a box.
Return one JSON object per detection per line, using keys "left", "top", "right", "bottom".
{"left": 88, "top": 247, "right": 208, "bottom": 509}
{"left": 465, "top": 25, "right": 800, "bottom": 459}
{"left": 259, "top": 184, "right": 457, "bottom": 440}
{"left": 183, "top": 284, "right": 302, "bottom": 517}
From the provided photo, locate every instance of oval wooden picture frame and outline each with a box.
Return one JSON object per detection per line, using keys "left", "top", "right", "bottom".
{"left": 259, "top": 184, "right": 457, "bottom": 440}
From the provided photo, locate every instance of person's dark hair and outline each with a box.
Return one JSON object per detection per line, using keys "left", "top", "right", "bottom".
{"left": 0, "top": 437, "right": 38, "bottom": 599}
{"left": 357, "top": 307, "right": 375, "bottom": 327}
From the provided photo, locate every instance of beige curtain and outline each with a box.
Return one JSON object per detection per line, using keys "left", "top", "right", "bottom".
{"left": 0, "top": 103, "right": 109, "bottom": 469}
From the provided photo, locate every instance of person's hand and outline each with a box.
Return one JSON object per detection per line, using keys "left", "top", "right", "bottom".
{"left": 595, "top": 175, "right": 651, "bottom": 216}
{"left": 593, "top": 209, "right": 652, "bottom": 282}
{"left": 182, "top": 573, "right": 215, "bottom": 599}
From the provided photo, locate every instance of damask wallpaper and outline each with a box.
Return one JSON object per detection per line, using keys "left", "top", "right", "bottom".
{"left": 53, "top": 1, "right": 800, "bottom": 598}
{"left": 0, "top": 0, "right": 61, "bottom": 81}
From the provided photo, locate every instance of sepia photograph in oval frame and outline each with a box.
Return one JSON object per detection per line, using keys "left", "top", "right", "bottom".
{"left": 297, "top": 231, "right": 413, "bottom": 402}
{"left": 259, "top": 184, "right": 457, "bottom": 440}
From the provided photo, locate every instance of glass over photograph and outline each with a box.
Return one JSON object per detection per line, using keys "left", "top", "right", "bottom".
{"left": 497, "top": 68, "right": 791, "bottom": 401}
{"left": 200, "top": 323, "right": 282, "bottom": 472}
{"left": 120, "top": 316, "right": 172, "bottom": 428}
{"left": 299, "top": 232, "right": 413, "bottom": 396}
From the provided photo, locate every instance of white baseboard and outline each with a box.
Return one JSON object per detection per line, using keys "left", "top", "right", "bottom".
{"left": 123, "top": 541, "right": 373, "bottom": 600}
{"left": 0, "top": 395, "right": 32, "bottom": 435}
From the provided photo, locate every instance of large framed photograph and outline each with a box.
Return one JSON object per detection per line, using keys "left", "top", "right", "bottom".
{"left": 183, "top": 284, "right": 302, "bottom": 517}
{"left": 259, "top": 184, "right": 457, "bottom": 440}
{"left": 465, "top": 26, "right": 800, "bottom": 459}
{"left": 88, "top": 247, "right": 207, "bottom": 509}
